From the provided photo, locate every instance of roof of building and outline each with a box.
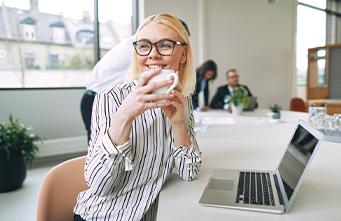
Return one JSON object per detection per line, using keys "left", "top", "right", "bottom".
{"left": 0, "top": 2, "right": 131, "bottom": 49}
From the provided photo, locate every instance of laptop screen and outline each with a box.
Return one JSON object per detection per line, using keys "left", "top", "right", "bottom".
{"left": 277, "top": 124, "right": 319, "bottom": 200}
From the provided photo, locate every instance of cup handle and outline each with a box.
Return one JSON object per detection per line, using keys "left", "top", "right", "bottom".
{"left": 166, "top": 73, "right": 179, "bottom": 94}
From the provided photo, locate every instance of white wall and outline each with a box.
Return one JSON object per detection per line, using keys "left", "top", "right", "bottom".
{"left": 0, "top": 89, "right": 88, "bottom": 157}
{"left": 0, "top": 89, "right": 85, "bottom": 139}
{"left": 0, "top": 0, "right": 298, "bottom": 157}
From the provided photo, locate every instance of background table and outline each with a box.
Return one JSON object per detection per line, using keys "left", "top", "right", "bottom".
{"left": 157, "top": 109, "right": 341, "bottom": 220}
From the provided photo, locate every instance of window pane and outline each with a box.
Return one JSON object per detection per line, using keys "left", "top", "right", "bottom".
{"left": 296, "top": 5, "right": 326, "bottom": 86}
{"left": 0, "top": 0, "right": 132, "bottom": 88}
{"left": 317, "top": 49, "right": 326, "bottom": 57}
{"left": 317, "top": 59, "right": 327, "bottom": 86}
{"left": 298, "top": 0, "right": 326, "bottom": 9}
{"left": 98, "top": 0, "right": 133, "bottom": 58}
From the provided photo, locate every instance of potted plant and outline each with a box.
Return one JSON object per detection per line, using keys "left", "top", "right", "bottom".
{"left": 0, "top": 115, "right": 42, "bottom": 192}
{"left": 269, "top": 104, "right": 281, "bottom": 119}
{"left": 224, "top": 86, "right": 250, "bottom": 116}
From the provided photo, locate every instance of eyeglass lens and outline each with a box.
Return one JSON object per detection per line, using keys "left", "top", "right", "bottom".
{"left": 135, "top": 40, "right": 175, "bottom": 56}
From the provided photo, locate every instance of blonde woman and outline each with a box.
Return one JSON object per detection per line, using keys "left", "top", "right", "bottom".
{"left": 74, "top": 13, "right": 201, "bottom": 221}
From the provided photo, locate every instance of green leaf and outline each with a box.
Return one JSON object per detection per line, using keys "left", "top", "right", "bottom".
{"left": 224, "top": 86, "right": 250, "bottom": 108}
{"left": 0, "top": 114, "right": 43, "bottom": 164}
{"left": 269, "top": 104, "right": 281, "bottom": 113}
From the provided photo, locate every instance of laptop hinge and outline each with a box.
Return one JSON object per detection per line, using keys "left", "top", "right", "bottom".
{"left": 273, "top": 174, "right": 284, "bottom": 206}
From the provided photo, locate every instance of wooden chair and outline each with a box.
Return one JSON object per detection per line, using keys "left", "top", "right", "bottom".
{"left": 290, "top": 97, "right": 308, "bottom": 112}
{"left": 36, "top": 156, "right": 88, "bottom": 221}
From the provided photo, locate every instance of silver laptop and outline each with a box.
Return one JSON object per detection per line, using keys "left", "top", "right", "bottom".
{"left": 243, "top": 97, "right": 257, "bottom": 111}
{"left": 199, "top": 120, "right": 324, "bottom": 214}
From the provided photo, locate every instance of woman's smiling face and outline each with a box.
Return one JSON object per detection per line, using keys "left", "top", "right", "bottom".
{"left": 136, "top": 22, "right": 187, "bottom": 74}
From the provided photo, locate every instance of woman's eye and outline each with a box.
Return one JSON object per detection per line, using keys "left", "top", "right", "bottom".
{"left": 139, "top": 44, "right": 150, "bottom": 50}
{"left": 159, "top": 43, "right": 172, "bottom": 49}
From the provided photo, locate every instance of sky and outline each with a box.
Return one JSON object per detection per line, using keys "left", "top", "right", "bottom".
{"left": 3, "top": 0, "right": 132, "bottom": 24}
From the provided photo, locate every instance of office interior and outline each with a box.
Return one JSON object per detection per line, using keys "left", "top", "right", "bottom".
{"left": 0, "top": 0, "right": 341, "bottom": 220}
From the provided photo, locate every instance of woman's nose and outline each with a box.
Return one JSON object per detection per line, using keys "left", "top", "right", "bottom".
{"left": 148, "top": 46, "right": 161, "bottom": 57}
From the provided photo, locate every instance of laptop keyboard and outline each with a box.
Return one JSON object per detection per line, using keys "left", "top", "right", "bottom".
{"left": 236, "top": 172, "right": 276, "bottom": 206}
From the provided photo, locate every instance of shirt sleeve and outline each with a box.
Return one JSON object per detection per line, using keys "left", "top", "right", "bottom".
{"left": 84, "top": 88, "right": 133, "bottom": 197}
{"left": 172, "top": 97, "right": 202, "bottom": 181}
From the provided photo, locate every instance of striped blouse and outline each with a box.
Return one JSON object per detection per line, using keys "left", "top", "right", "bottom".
{"left": 74, "top": 81, "right": 202, "bottom": 220}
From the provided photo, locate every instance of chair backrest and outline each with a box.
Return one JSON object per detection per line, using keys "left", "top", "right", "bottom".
{"left": 290, "top": 97, "right": 308, "bottom": 112}
{"left": 37, "top": 156, "right": 88, "bottom": 221}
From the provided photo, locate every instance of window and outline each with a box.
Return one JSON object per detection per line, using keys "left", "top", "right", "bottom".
{"left": 48, "top": 54, "right": 59, "bottom": 68}
{"left": 298, "top": 0, "right": 326, "bottom": 9}
{"left": 50, "top": 22, "right": 66, "bottom": 42}
{"left": 24, "top": 52, "right": 37, "bottom": 69}
{"left": 22, "top": 24, "right": 37, "bottom": 40}
{"left": 296, "top": 1, "right": 327, "bottom": 86}
{"left": 77, "top": 30, "right": 95, "bottom": 45}
{"left": 0, "top": 0, "right": 133, "bottom": 88}
{"left": 296, "top": 0, "right": 341, "bottom": 90}
{"left": 316, "top": 49, "right": 327, "bottom": 86}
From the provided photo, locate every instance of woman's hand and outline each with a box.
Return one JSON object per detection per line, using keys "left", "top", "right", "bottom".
{"left": 118, "top": 69, "right": 175, "bottom": 119}
{"left": 109, "top": 68, "right": 175, "bottom": 145}
{"left": 200, "top": 106, "right": 213, "bottom": 112}
{"left": 161, "top": 75, "right": 186, "bottom": 125}
{"left": 161, "top": 76, "right": 192, "bottom": 149}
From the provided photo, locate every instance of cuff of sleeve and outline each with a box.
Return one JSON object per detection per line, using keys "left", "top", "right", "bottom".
{"left": 101, "top": 132, "right": 133, "bottom": 171}
{"left": 172, "top": 144, "right": 202, "bottom": 170}
{"left": 172, "top": 144, "right": 201, "bottom": 160}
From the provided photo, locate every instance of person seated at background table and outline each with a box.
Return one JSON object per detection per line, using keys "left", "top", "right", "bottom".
{"left": 73, "top": 13, "right": 201, "bottom": 221}
{"left": 210, "top": 69, "right": 256, "bottom": 110}
{"left": 191, "top": 60, "right": 217, "bottom": 111}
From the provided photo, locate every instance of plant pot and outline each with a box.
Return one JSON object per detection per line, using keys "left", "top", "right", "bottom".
{"left": 0, "top": 150, "right": 26, "bottom": 193}
{"left": 272, "top": 112, "right": 281, "bottom": 119}
{"left": 231, "top": 103, "right": 244, "bottom": 116}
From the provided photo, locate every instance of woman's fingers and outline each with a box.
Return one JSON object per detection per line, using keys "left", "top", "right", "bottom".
{"left": 137, "top": 69, "right": 177, "bottom": 95}
{"left": 138, "top": 69, "right": 161, "bottom": 86}
{"left": 141, "top": 93, "right": 175, "bottom": 103}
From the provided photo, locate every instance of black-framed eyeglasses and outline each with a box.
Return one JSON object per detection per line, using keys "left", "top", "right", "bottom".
{"left": 228, "top": 75, "right": 239, "bottom": 79}
{"left": 133, "top": 39, "right": 186, "bottom": 56}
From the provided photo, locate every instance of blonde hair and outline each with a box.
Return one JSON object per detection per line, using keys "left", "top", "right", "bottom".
{"left": 125, "top": 13, "right": 196, "bottom": 97}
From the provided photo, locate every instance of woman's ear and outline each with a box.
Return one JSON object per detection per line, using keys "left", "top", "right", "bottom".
{"left": 179, "top": 46, "right": 187, "bottom": 64}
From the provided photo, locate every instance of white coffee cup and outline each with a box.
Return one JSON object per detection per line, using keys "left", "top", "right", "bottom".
{"left": 147, "top": 69, "right": 179, "bottom": 102}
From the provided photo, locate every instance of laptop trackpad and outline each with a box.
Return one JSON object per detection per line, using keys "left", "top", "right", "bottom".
{"left": 208, "top": 178, "right": 234, "bottom": 191}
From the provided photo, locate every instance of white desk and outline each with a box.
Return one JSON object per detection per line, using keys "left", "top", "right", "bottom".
{"left": 158, "top": 109, "right": 341, "bottom": 220}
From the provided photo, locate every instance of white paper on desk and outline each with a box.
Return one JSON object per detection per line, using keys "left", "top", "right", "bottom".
{"left": 194, "top": 124, "right": 209, "bottom": 133}
{"left": 201, "top": 117, "right": 236, "bottom": 125}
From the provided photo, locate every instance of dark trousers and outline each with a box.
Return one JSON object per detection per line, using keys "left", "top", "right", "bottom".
{"left": 80, "top": 91, "right": 96, "bottom": 143}
{"left": 74, "top": 214, "right": 86, "bottom": 221}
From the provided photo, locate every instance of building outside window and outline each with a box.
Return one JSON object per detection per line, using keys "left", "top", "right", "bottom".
{"left": 0, "top": 0, "right": 133, "bottom": 88}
